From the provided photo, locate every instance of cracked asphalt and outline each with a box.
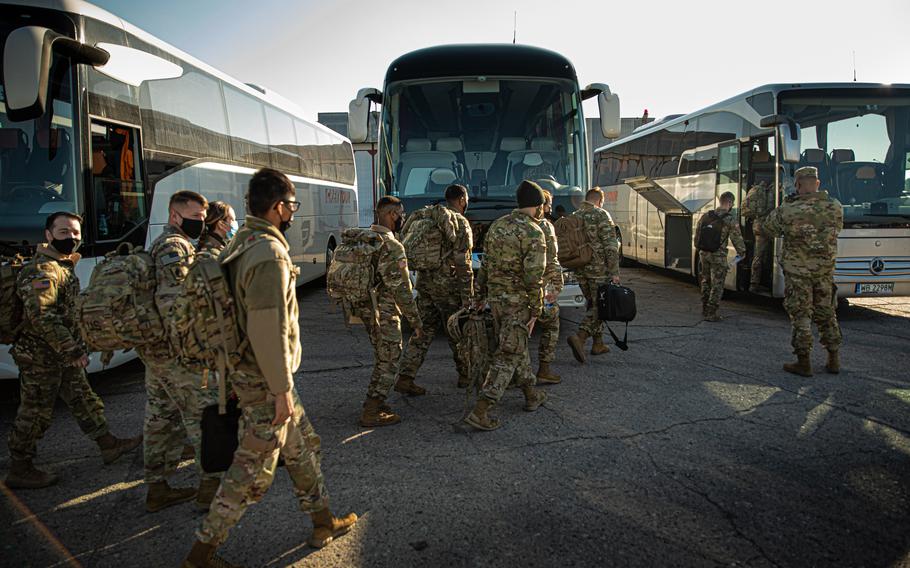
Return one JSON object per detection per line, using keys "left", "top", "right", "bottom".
{"left": 2, "top": 266, "right": 909, "bottom": 568}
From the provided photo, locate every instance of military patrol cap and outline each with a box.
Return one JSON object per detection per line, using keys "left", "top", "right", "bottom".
{"left": 794, "top": 166, "right": 818, "bottom": 181}
{"left": 516, "top": 180, "right": 545, "bottom": 208}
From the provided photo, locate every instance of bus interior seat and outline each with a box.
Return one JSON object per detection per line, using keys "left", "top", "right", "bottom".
{"left": 750, "top": 149, "right": 774, "bottom": 186}
{"left": 799, "top": 148, "right": 833, "bottom": 191}
{"left": 0, "top": 128, "right": 29, "bottom": 186}
{"left": 836, "top": 163, "right": 886, "bottom": 204}
{"left": 397, "top": 150, "right": 458, "bottom": 195}
{"left": 436, "top": 137, "right": 465, "bottom": 174}
{"left": 506, "top": 150, "right": 561, "bottom": 185}
{"left": 530, "top": 137, "right": 557, "bottom": 152}
{"left": 425, "top": 168, "right": 457, "bottom": 195}
{"left": 830, "top": 148, "right": 855, "bottom": 166}
{"left": 489, "top": 137, "right": 526, "bottom": 185}
{"left": 29, "top": 128, "right": 71, "bottom": 184}
{"left": 405, "top": 138, "right": 432, "bottom": 152}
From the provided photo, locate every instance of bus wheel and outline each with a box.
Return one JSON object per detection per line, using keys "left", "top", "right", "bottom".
{"left": 326, "top": 239, "right": 336, "bottom": 271}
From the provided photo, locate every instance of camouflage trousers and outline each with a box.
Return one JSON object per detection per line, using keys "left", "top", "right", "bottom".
{"left": 140, "top": 349, "right": 220, "bottom": 483}
{"left": 399, "top": 271, "right": 467, "bottom": 380}
{"left": 350, "top": 302, "right": 403, "bottom": 400}
{"left": 198, "top": 375, "right": 328, "bottom": 546}
{"left": 577, "top": 275, "right": 609, "bottom": 339}
{"left": 783, "top": 272, "right": 842, "bottom": 355}
{"left": 536, "top": 303, "right": 560, "bottom": 364}
{"left": 699, "top": 251, "right": 729, "bottom": 310}
{"left": 750, "top": 222, "right": 771, "bottom": 286}
{"left": 480, "top": 301, "right": 536, "bottom": 404}
{"left": 8, "top": 347, "right": 108, "bottom": 462}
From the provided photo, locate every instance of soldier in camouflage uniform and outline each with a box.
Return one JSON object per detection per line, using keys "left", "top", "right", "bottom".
{"left": 742, "top": 181, "right": 774, "bottom": 293}
{"left": 464, "top": 181, "right": 549, "bottom": 432}
{"left": 567, "top": 187, "right": 621, "bottom": 363}
{"left": 695, "top": 191, "right": 747, "bottom": 322}
{"left": 535, "top": 190, "right": 564, "bottom": 384}
{"left": 397, "top": 184, "right": 474, "bottom": 392}
{"left": 5, "top": 212, "right": 141, "bottom": 489}
{"left": 197, "top": 201, "right": 237, "bottom": 255}
{"left": 138, "top": 190, "right": 222, "bottom": 513}
{"left": 762, "top": 166, "right": 843, "bottom": 377}
{"left": 350, "top": 196, "right": 424, "bottom": 427}
{"left": 183, "top": 169, "right": 356, "bottom": 568}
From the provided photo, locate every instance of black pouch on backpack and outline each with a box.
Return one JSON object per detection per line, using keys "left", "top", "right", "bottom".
{"left": 596, "top": 283, "right": 637, "bottom": 351}
{"left": 201, "top": 397, "right": 241, "bottom": 473}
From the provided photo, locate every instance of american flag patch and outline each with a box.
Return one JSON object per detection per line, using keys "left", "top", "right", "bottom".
{"left": 33, "top": 279, "right": 51, "bottom": 289}
{"left": 161, "top": 251, "right": 182, "bottom": 266}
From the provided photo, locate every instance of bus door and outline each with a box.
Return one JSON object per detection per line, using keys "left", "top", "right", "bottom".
{"left": 716, "top": 142, "right": 743, "bottom": 290}
{"left": 740, "top": 137, "right": 776, "bottom": 291}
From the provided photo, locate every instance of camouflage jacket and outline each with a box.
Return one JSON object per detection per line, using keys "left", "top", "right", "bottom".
{"left": 197, "top": 231, "right": 227, "bottom": 256}
{"left": 695, "top": 209, "right": 747, "bottom": 258}
{"left": 223, "top": 215, "right": 301, "bottom": 397}
{"left": 477, "top": 209, "right": 546, "bottom": 317}
{"left": 402, "top": 204, "right": 474, "bottom": 304}
{"left": 742, "top": 183, "right": 774, "bottom": 222}
{"left": 573, "top": 201, "right": 620, "bottom": 279}
{"left": 371, "top": 224, "right": 422, "bottom": 329}
{"left": 149, "top": 224, "right": 196, "bottom": 318}
{"left": 762, "top": 191, "right": 843, "bottom": 276}
{"left": 14, "top": 244, "right": 84, "bottom": 359}
{"left": 537, "top": 217, "right": 564, "bottom": 294}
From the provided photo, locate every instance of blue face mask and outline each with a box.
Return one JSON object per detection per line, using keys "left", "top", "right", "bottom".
{"left": 226, "top": 219, "right": 239, "bottom": 240}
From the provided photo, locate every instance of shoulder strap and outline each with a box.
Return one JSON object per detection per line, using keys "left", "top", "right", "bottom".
{"left": 605, "top": 321, "right": 629, "bottom": 351}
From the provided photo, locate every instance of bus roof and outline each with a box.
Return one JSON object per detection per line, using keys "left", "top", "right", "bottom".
{"left": 3, "top": 0, "right": 348, "bottom": 143}
{"left": 595, "top": 82, "right": 910, "bottom": 154}
{"left": 384, "top": 44, "right": 578, "bottom": 85}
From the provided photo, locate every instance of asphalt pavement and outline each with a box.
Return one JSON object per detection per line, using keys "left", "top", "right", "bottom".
{"left": 1, "top": 266, "right": 909, "bottom": 568}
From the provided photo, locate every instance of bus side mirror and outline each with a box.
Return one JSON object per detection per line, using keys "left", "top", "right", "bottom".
{"left": 585, "top": 83, "right": 621, "bottom": 139}
{"left": 760, "top": 114, "right": 801, "bottom": 163}
{"left": 3, "top": 26, "right": 109, "bottom": 122}
{"left": 348, "top": 87, "right": 382, "bottom": 144}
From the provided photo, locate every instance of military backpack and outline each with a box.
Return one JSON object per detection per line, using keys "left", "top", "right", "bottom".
{"left": 0, "top": 255, "right": 26, "bottom": 344}
{"left": 400, "top": 206, "right": 454, "bottom": 272}
{"left": 696, "top": 211, "right": 724, "bottom": 253}
{"left": 447, "top": 307, "right": 496, "bottom": 393}
{"left": 554, "top": 215, "right": 593, "bottom": 269}
{"left": 76, "top": 243, "right": 165, "bottom": 354}
{"left": 327, "top": 228, "right": 384, "bottom": 306}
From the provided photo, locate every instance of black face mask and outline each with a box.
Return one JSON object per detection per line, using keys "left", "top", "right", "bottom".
{"left": 393, "top": 216, "right": 404, "bottom": 233}
{"left": 51, "top": 237, "right": 81, "bottom": 255}
{"left": 180, "top": 216, "right": 205, "bottom": 240}
{"left": 278, "top": 211, "right": 294, "bottom": 235}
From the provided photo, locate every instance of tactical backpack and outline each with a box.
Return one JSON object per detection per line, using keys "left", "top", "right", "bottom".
{"left": 696, "top": 211, "right": 723, "bottom": 253}
{"left": 327, "top": 228, "right": 383, "bottom": 306}
{"left": 596, "top": 283, "right": 637, "bottom": 351}
{"left": 0, "top": 255, "right": 26, "bottom": 344}
{"left": 76, "top": 243, "right": 165, "bottom": 355}
{"left": 447, "top": 307, "right": 496, "bottom": 408}
{"left": 554, "top": 215, "right": 593, "bottom": 270}
{"left": 742, "top": 184, "right": 772, "bottom": 220}
{"left": 400, "top": 206, "right": 454, "bottom": 271}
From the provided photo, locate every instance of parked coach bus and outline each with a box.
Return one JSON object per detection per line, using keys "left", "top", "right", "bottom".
{"left": 0, "top": 0, "right": 358, "bottom": 378}
{"left": 592, "top": 83, "right": 910, "bottom": 301}
{"left": 346, "top": 44, "right": 622, "bottom": 308}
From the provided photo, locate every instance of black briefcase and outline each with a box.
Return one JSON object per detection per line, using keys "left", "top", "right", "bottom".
{"left": 596, "top": 283, "right": 637, "bottom": 351}
{"left": 201, "top": 397, "right": 241, "bottom": 473}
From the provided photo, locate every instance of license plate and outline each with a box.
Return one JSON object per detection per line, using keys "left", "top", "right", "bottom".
{"left": 856, "top": 282, "right": 894, "bottom": 295}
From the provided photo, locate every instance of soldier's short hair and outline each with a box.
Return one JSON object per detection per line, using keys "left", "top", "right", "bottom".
{"left": 169, "top": 190, "right": 208, "bottom": 211}
{"left": 376, "top": 195, "right": 402, "bottom": 217}
{"left": 586, "top": 187, "right": 605, "bottom": 202}
{"left": 444, "top": 184, "right": 468, "bottom": 202}
{"left": 247, "top": 168, "right": 295, "bottom": 216}
{"left": 45, "top": 211, "right": 82, "bottom": 231}
{"left": 720, "top": 191, "right": 735, "bottom": 204}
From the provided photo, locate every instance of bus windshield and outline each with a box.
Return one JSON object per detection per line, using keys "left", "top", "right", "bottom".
{"left": 781, "top": 93, "right": 910, "bottom": 228}
{"left": 0, "top": 21, "right": 80, "bottom": 249}
{"left": 379, "top": 78, "right": 584, "bottom": 210}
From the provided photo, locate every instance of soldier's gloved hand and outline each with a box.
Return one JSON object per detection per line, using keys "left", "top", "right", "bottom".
{"left": 71, "top": 354, "right": 90, "bottom": 368}
{"left": 272, "top": 391, "right": 294, "bottom": 426}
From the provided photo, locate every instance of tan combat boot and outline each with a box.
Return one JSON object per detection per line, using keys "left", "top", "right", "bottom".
{"left": 704, "top": 306, "right": 723, "bottom": 322}
{"left": 195, "top": 477, "right": 222, "bottom": 510}
{"left": 783, "top": 353, "right": 813, "bottom": 377}
{"left": 464, "top": 398, "right": 501, "bottom": 431}
{"left": 591, "top": 336, "right": 610, "bottom": 355}
{"left": 394, "top": 374, "right": 426, "bottom": 396}
{"left": 145, "top": 480, "right": 197, "bottom": 513}
{"left": 308, "top": 508, "right": 359, "bottom": 548}
{"left": 359, "top": 397, "right": 401, "bottom": 427}
{"left": 567, "top": 331, "right": 589, "bottom": 363}
{"left": 96, "top": 433, "right": 143, "bottom": 465}
{"left": 536, "top": 362, "right": 561, "bottom": 385}
{"left": 522, "top": 386, "right": 548, "bottom": 412}
{"left": 181, "top": 540, "right": 240, "bottom": 568}
{"left": 5, "top": 459, "right": 59, "bottom": 489}
{"left": 825, "top": 350, "right": 840, "bottom": 374}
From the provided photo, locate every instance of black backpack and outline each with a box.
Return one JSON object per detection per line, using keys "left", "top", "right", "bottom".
{"left": 596, "top": 283, "right": 637, "bottom": 351}
{"left": 696, "top": 211, "right": 723, "bottom": 252}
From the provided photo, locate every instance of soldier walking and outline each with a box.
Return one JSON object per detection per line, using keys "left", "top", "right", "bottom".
{"left": 464, "top": 181, "right": 549, "bottom": 431}
{"left": 566, "top": 187, "right": 621, "bottom": 363}
{"left": 198, "top": 200, "right": 237, "bottom": 255}
{"left": 762, "top": 166, "right": 843, "bottom": 376}
{"left": 182, "top": 168, "right": 356, "bottom": 568}
{"left": 742, "top": 181, "right": 774, "bottom": 293}
{"left": 695, "top": 191, "right": 747, "bottom": 322}
{"left": 139, "top": 190, "right": 222, "bottom": 512}
{"left": 397, "top": 184, "right": 474, "bottom": 392}
{"left": 5, "top": 212, "right": 140, "bottom": 489}
{"left": 535, "top": 190, "right": 564, "bottom": 384}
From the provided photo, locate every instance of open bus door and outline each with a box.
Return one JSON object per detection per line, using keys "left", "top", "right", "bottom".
{"left": 739, "top": 137, "right": 777, "bottom": 293}
{"left": 717, "top": 142, "right": 746, "bottom": 291}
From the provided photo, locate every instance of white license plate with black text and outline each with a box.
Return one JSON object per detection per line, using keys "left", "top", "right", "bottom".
{"left": 855, "top": 282, "right": 894, "bottom": 295}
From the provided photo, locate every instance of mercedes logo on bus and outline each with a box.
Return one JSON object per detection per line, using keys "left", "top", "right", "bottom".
{"left": 870, "top": 258, "right": 886, "bottom": 275}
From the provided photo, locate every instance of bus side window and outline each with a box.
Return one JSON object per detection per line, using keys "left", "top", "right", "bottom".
{"left": 90, "top": 120, "right": 147, "bottom": 242}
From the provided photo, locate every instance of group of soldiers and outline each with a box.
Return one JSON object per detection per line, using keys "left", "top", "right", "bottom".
{"left": 3, "top": 164, "right": 844, "bottom": 567}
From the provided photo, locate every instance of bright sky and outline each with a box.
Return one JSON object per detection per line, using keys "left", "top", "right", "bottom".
{"left": 94, "top": 0, "right": 910, "bottom": 123}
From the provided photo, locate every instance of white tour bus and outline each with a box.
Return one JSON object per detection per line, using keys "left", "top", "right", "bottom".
{"left": 347, "top": 44, "right": 622, "bottom": 308}
{"left": 592, "top": 83, "right": 910, "bottom": 300}
{"left": 0, "top": 0, "right": 358, "bottom": 379}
